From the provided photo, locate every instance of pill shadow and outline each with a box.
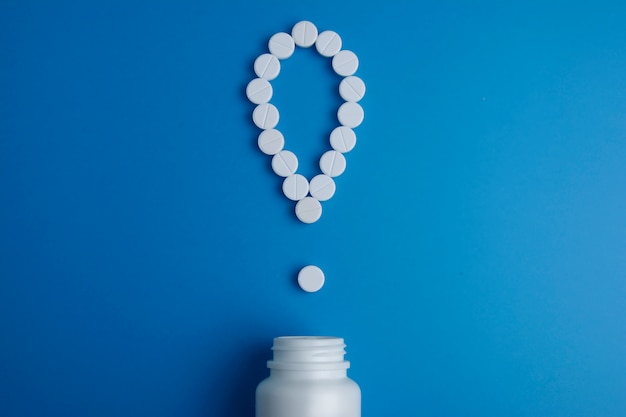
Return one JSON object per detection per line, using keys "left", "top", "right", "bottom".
{"left": 241, "top": 51, "right": 263, "bottom": 131}
{"left": 240, "top": 80, "right": 258, "bottom": 127}
{"left": 241, "top": 32, "right": 275, "bottom": 131}
{"left": 289, "top": 265, "right": 304, "bottom": 292}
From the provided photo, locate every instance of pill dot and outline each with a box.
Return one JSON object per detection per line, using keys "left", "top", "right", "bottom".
{"left": 332, "top": 50, "right": 359, "bottom": 76}
{"left": 329, "top": 126, "right": 357, "bottom": 153}
{"left": 269, "top": 32, "right": 295, "bottom": 60}
{"left": 319, "top": 150, "right": 346, "bottom": 177}
{"left": 315, "top": 30, "right": 342, "bottom": 57}
{"left": 295, "top": 197, "right": 322, "bottom": 224}
{"left": 271, "top": 150, "right": 298, "bottom": 177}
{"left": 339, "top": 76, "right": 366, "bottom": 102}
{"left": 309, "top": 174, "right": 336, "bottom": 201}
{"left": 282, "top": 174, "right": 309, "bottom": 201}
{"left": 254, "top": 53, "right": 281, "bottom": 80}
{"left": 253, "top": 103, "right": 280, "bottom": 129}
{"left": 258, "top": 129, "right": 284, "bottom": 155}
{"left": 337, "top": 102, "right": 364, "bottom": 128}
{"left": 246, "top": 78, "right": 273, "bottom": 104}
{"left": 291, "top": 21, "right": 318, "bottom": 47}
{"left": 298, "top": 265, "right": 325, "bottom": 292}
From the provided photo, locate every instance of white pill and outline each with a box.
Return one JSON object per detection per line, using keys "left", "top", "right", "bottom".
{"left": 254, "top": 53, "right": 281, "bottom": 80}
{"left": 291, "top": 21, "right": 318, "bottom": 47}
{"left": 282, "top": 174, "right": 309, "bottom": 201}
{"left": 339, "top": 76, "right": 366, "bottom": 102}
{"left": 246, "top": 78, "right": 273, "bottom": 104}
{"left": 268, "top": 32, "right": 295, "bottom": 60}
{"left": 271, "top": 150, "right": 298, "bottom": 177}
{"left": 332, "top": 50, "right": 359, "bottom": 76}
{"left": 253, "top": 103, "right": 279, "bottom": 129}
{"left": 295, "top": 197, "right": 322, "bottom": 224}
{"left": 337, "top": 102, "right": 364, "bottom": 128}
{"left": 315, "top": 30, "right": 342, "bottom": 57}
{"left": 309, "top": 174, "right": 336, "bottom": 201}
{"left": 329, "top": 126, "right": 357, "bottom": 153}
{"left": 319, "top": 150, "right": 346, "bottom": 177}
{"left": 298, "top": 265, "right": 325, "bottom": 292}
{"left": 258, "top": 129, "right": 284, "bottom": 155}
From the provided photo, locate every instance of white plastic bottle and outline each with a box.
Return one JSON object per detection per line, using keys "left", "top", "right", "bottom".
{"left": 256, "top": 336, "right": 361, "bottom": 417}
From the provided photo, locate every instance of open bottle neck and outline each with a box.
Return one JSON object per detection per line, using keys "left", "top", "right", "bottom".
{"left": 269, "top": 368, "right": 347, "bottom": 379}
{"left": 267, "top": 336, "right": 351, "bottom": 372}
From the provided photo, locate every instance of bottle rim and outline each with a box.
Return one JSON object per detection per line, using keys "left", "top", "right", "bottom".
{"left": 272, "top": 336, "right": 344, "bottom": 349}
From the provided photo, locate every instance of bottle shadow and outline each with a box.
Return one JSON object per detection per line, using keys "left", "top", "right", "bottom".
{"left": 205, "top": 320, "right": 304, "bottom": 417}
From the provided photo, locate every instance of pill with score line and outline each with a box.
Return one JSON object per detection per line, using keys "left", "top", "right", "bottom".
{"left": 246, "top": 78, "right": 273, "bottom": 104}
{"left": 271, "top": 150, "right": 298, "bottom": 177}
{"left": 253, "top": 103, "right": 280, "bottom": 129}
{"left": 319, "top": 150, "right": 347, "bottom": 177}
{"left": 282, "top": 174, "right": 309, "bottom": 201}
{"left": 309, "top": 174, "right": 336, "bottom": 201}
{"left": 291, "top": 21, "right": 318, "bottom": 47}
{"left": 339, "top": 76, "right": 366, "bottom": 102}
{"left": 332, "top": 50, "right": 359, "bottom": 76}
{"left": 269, "top": 32, "right": 295, "bottom": 60}
{"left": 315, "top": 30, "right": 342, "bottom": 57}
{"left": 254, "top": 53, "right": 281, "bottom": 80}
{"left": 329, "top": 126, "right": 357, "bottom": 153}
{"left": 257, "top": 129, "right": 285, "bottom": 155}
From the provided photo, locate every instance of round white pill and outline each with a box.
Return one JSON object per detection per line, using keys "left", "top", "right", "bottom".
{"left": 268, "top": 32, "right": 295, "bottom": 60}
{"left": 282, "top": 174, "right": 309, "bottom": 201}
{"left": 254, "top": 53, "right": 281, "bottom": 80}
{"left": 258, "top": 129, "right": 284, "bottom": 155}
{"left": 339, "top": 76, "right": 366, "bottom": 102}
{"left": 246, "top": 78, "right": 273, "bottom": 104}
{"left": 309, "top": 174, "right": 336, "bottom": 201}
{"left": 271, "top": 150, "right": 298, "bottom": 177}
{"left": 332, "top": 50, "right": 359, "bottom": 76}
{"left": 319, "top": 150, "right": 346, "bottom": 177}
{"left": 253, "top": 103, "right": 279, "bottom": 129}
{"left": 337, "top": 102, "right": 364, "bottom": 128}
{"left": 329, "top": 126, "right": 357, "bottom": 153}
{"left": 315, "top": 30, "right": 342, "bottom": 57}
{"left": 298, "top": 265, "right": 325, "bottom": 292}
{"left": 295, "top": 197, "right": 322, "bottom": 224}
{"left": 291, "top": 21, "right": 318, "bottom": 48}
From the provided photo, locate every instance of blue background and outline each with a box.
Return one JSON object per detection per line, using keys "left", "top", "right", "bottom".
{"left": 1, "top": 1, "right": 625, "bottom": 416}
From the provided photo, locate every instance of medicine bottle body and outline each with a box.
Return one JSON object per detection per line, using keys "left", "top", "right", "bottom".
{"left": 256, "top": 336, "right": 361, "bottom": 417}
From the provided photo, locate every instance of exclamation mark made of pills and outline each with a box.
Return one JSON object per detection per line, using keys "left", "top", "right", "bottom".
{"left": 247, "top": 21, "right": 365, "bottom": 293}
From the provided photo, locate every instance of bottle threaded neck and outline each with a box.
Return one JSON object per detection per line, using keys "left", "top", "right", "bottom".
{"left": 267, "top": 336, "right": 350, "bottom": 371}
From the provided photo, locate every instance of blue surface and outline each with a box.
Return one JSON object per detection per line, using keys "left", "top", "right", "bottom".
{"left": 2, "top": 1, "right": 626, "bottom": 416}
